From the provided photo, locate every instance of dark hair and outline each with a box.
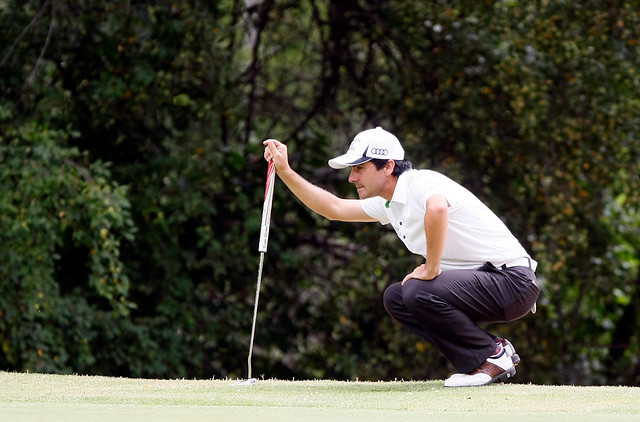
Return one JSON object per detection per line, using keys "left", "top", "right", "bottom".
{"left": 371, "top": 158, "right": 413, "bottom": 177}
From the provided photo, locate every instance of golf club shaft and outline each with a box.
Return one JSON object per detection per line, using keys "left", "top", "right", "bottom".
{"left": 246, "top": 161, "right": 275, "bottom": 380}
{"left": 247, "top": 251, "right": 265, "bottom": 380}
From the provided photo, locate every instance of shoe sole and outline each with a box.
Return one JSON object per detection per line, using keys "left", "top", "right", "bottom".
{"left": 489, "top": 366, "right": 516, "bottom": 385}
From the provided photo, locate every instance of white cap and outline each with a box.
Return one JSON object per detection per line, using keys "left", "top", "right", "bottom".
{"left": 328, "top": 127, "right": 405, "bottom": 169}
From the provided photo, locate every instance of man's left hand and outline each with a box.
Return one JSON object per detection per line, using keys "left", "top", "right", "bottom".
{"left": 402, "top": 264, "right": 441, "bottom": 285}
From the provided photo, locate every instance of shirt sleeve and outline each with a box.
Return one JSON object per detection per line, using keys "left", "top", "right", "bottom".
{"left": 359, "top": 197, "right": 390, "bottom": 225}
{"left": 415, "top": 171, "right": 461, "bottom": 211}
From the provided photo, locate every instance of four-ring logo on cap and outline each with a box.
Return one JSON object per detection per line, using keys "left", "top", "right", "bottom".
{"left": 370, "top": 148, "right": 388, "bottom": 156}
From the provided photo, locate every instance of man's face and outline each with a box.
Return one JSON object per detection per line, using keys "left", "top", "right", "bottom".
{"left": 348, "top": 162, "right": 387, "bottom": 199}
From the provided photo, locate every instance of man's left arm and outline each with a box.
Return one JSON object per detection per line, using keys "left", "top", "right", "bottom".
{"left": 402, "top": 194, "right": 448, "bottom": 284}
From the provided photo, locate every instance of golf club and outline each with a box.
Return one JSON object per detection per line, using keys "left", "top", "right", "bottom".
{"left": 232, "top": 160, "right": 275, "bottom": 387}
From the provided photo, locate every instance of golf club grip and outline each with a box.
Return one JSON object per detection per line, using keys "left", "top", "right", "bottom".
{"left": 258, "top": 161, "right": 275, "bottom": 253}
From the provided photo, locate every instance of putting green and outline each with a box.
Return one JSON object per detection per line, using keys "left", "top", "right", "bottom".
{"left": 1, "top": 372, "right": 639, "bottom": 421}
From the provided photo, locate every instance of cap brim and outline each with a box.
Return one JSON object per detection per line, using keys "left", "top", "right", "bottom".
{"left": 328, "top": 154, "right": 372, "bottom": 169}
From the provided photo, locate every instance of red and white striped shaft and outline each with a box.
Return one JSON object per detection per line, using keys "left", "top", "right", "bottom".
{"left": 258, "top": 160, "right": 275, "bottom": 253}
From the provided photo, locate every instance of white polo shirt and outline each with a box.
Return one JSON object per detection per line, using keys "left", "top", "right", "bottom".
{"left": 360, "top": 169, "right": 537, "bottom": 272}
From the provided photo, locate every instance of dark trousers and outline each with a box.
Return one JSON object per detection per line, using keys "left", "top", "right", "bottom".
{"left": 383, "top": 262, "right": 540, "bottom": 373}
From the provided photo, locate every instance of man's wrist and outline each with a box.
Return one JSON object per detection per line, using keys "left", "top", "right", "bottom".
{"left": 425, "top": 261, "right": 440, "bottom": 269}
{"left": 276, "top": 166, "right": 295, "bottom": 181}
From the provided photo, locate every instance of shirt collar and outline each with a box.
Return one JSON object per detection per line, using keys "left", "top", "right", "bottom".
{"left": 388, "top": 170, "right": 410, "bottom": 205}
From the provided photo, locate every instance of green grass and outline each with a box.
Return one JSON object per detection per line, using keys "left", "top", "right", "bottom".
{"left": 1, "top": 371, "right": 639, "bottom": 421}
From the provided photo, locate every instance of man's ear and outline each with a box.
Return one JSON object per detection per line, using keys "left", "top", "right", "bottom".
{"left": 385, "top": 160, "right": 395, "bottom": 175}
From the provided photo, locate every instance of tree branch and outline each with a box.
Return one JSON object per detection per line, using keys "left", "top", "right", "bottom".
{"left": 23, "top": 0, "right": 56, "bottom": 90}
{"left": 1, "top": 0, "right": 51, "bottom": 67}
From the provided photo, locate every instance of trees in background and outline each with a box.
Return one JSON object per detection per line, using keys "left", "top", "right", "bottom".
{"left": 0, "top": 122, "right": 135, "bottom": 371}
{"left": 1, "top": 0, "right": 639, "bottom": 384}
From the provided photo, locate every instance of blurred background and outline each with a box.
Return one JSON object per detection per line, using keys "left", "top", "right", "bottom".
{"left": 1, "top": 0, "right": 639, "bottom": 385}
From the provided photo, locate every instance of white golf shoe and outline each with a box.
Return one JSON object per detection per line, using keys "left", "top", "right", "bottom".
{"left": 444, "top": 346, "right": 516, "bottom": 387}
{"left": 497, "top": 337, "right": 520, "bottom": 366}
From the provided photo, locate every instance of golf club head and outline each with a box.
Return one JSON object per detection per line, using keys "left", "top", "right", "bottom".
{"left": 232, "top": 378, "right": 257, "bottom": 387}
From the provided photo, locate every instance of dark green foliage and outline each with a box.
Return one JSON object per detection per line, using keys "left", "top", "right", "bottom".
{"left": 0, "top": 122, "right": 135, "bottom": 372}
{"left": 1, "top": 0, "right": 639, "bottom": 384}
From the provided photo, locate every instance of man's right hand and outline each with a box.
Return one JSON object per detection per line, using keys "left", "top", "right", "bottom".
{"left": 263, "top": 139, "right": 291, "bottom": 175}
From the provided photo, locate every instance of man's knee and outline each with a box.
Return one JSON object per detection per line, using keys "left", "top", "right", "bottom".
{"left": 401, "top": 281, "right": 444, "bottom": 313}
{"left": 383, "top": 282, "right": 402, "bottom": 315}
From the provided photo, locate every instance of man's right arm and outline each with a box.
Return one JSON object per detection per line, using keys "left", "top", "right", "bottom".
{"left": 263, "top": 139, "right": 375, "bottom": 223}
